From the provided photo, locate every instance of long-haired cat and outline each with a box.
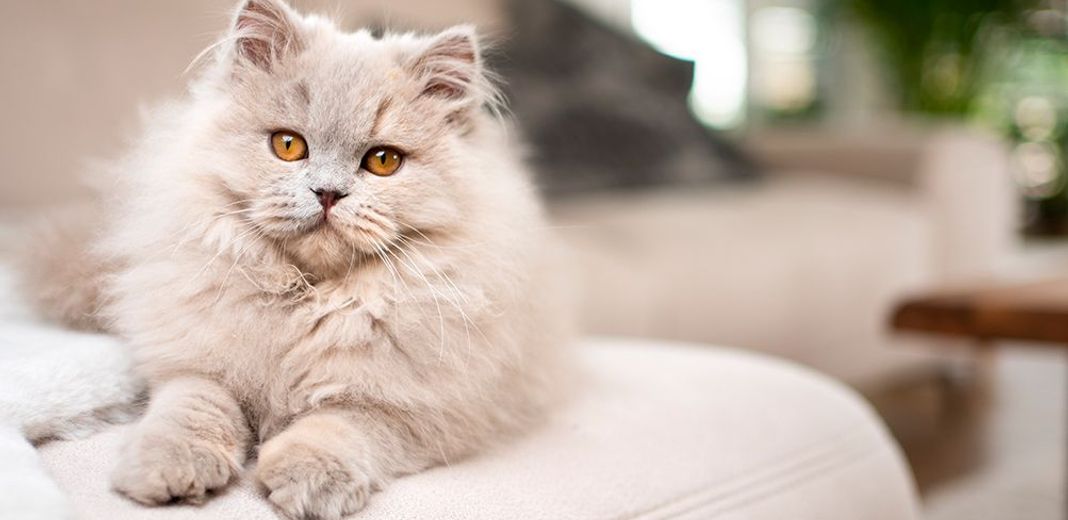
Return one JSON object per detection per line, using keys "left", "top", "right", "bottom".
{"left": 19, "top": 0, "right": 568, "bottom": 518}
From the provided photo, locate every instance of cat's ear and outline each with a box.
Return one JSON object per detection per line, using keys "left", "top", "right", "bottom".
{"left": 228, "top": 0, "right": 304, "bottom": 72}
{"left": 409, "top": 26, "right": 490, "bottom": 105}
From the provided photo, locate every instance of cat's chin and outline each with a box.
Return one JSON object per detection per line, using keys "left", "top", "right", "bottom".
{"left": 259, "top": 216, "right": 347, "bottom": 243}
{"left": 281, "top": 224, "right": 387, "bottom": 276}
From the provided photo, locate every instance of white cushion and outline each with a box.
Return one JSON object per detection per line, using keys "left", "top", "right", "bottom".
{"left": 551, "top": 177, "right": 944, "bottom": 390}
{"left": 36, "top": 337, "right": 919, "bottom": 519}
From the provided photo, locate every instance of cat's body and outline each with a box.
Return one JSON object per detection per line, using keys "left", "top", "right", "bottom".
{"left": 20, "top": 1, "right": 567, "bottom": 518}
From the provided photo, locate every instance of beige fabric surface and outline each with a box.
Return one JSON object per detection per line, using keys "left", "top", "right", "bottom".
{"left": 551, "top": 127, "right": 1017, "bottom": 393}
{"left": 552, "top": 177, "right": 943, "bottom": 390}
{"left": 38, "top": 338, "right": 919, "bottom": 519}
{"left": 745, "top": 125, "right": 1018, "bottom": 282}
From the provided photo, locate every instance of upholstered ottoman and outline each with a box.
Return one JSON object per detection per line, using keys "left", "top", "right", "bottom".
{"left": 14, "top": 335, "right": 919, "bottom": 520}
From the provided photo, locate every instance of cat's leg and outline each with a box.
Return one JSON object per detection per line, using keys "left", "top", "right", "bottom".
{"left": 256, "top": 409, "right": 414, "bottom": 520}
{"left": 112, "top": 377, "right": 250, "bottom": 505}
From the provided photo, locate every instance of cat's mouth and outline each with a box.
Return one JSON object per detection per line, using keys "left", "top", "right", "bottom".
{"left": 290, "top": 210, "right": 338, "bottom": 234}
{"left": 313, "top": 213, "right": 331, "bottom": 229}
{"left": 253, "top": 204, "right": 401, "bottom": 261}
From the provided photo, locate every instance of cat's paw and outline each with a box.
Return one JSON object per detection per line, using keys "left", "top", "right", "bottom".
{"left": 256, "top": 438, "right": 373, "bottom": 520}
{"left": 111, "top": 431, "right": 239, "bottom": 506}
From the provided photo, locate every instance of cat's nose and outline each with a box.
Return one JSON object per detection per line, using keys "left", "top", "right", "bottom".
{"left": 311, "top": 189, "right": 348, "bottom": 212}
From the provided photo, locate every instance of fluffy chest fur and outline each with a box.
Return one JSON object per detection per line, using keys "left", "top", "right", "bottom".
{"left": 108, "top": 211, "right": 548, "bottom": 442}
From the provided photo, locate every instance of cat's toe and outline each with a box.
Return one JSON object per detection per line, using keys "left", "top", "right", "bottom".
{"left": 257, "top": 443, "right": 372, "bottom": 520}
{"left": 111, "top": 464, "right": 182, "bottom": 505}
{"left": 111, "top": 435, "right": 238, "bottom": 505}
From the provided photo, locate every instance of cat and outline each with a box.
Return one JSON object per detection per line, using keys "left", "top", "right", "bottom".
{"left": 18, "top": 0, "right": 569, "bottom": 518}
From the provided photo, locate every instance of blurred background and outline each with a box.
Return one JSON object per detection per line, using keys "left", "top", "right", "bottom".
{"left": 1, "top": 0, "right": 1066, "bottom": 517}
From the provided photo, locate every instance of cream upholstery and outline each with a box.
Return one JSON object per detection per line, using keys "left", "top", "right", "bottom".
{"left": 34, "top": 338, "right": 919, "bottom": 519}
{"left": 551, "top": 127, "right": 1017, "bottom": 391}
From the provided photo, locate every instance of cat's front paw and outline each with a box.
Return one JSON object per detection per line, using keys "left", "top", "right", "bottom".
{"left": 111, "top": 430, "right": 240, "bottom": 506}
{"left": 256, "top": 437, "right": 373, "bottom": 520}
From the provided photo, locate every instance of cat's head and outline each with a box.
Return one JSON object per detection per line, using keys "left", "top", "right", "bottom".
{"left": 187, "top": 0, "right": 504, "bottom": 273}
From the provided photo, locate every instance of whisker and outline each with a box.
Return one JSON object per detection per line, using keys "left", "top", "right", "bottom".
{"left": 186, "top": 225, "right": 262, "bottom": 288}
{"left": 212, "top": 225, "right": 269, "bottom": 303}
{"left": 396, "top": 237, "right": 472, "bottom": 306}
{"left": 370, "top": 237, "right": 436, "bottom": 336}
{"left": 395, "top": 241, "right": 487, "bottom": 351}
{"left": 394, "top": 220, "right": 482, "bottom": 251}
{"left": 383, "top": 245, "right": 448, "bottom": 360}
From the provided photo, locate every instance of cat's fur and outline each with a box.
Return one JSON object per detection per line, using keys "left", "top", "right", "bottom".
{"left": 19, "top": 1, "right": 568, "bottom": 518}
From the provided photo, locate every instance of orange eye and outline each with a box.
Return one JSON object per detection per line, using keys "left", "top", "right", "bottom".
{"left": 362, "top": 146, "right": 404, "bottom": 176}
{"left": 270, "top": 131, "right": 308, "bottom": 161}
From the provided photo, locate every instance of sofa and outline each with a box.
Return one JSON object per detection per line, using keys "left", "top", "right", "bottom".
{"left": 550, "top": 124, "right": 1018, "bottom": 394}
{"left": 0, "top": 257, "right": 919, "bottom": 518}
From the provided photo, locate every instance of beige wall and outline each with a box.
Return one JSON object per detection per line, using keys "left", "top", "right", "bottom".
{"left": 0, "top": 0, "right": 502, "bottom": 210}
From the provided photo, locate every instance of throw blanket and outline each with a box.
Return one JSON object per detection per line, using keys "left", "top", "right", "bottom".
{"left": 0, "top": 267, "right": 143, "bottom": 520}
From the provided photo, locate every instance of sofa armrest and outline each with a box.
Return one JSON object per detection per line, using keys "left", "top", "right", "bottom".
{"left": 917, "top": 129, "right": 1019, "bottom": 279}
{"left": 743, "top": 127, "right": 924, "bottom": 185}
{"left": 743, "top": 124, "right": 1019, "bottom": 279}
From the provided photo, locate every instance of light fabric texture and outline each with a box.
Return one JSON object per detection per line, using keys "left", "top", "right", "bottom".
{"left": 0, "top": 266, "right": 141, "bottom": 520}
{"left": 33, "top": 338, "right": 919, "bottom": 519}
{"left": 0, "top": 425, "right": 71, "bottom": 520}
{"left": 0, "top": 263, "right": 141, "bottom": 444}
{"left": 0, "top": 324, "right": 141, "bottom": 443}
{"left": 553, "top": 176, "right": 935, "bottom": 390}
{"left": 552, "top": 127, "right": 1017, "bottom": 392}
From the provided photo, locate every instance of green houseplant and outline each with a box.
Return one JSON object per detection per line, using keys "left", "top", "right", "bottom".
{"left": 846, "top": 0, "right": 1032, "bottom": 116}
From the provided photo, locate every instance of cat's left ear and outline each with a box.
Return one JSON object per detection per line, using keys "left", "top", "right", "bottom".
{"left": 228, "top": 0, "right": 304, "bottom": 72}
{"left": 408, "top": 26, "right": 490, "bottom": 107}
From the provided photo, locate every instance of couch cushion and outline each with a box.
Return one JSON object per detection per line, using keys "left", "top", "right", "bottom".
{"left": 36, "top": 337, "right": 918, "bottom": 519}
{"left": 550, "top": 175, "right": 946, "bottom": 390}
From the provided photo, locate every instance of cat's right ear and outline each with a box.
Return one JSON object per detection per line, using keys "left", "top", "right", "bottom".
{"left": 227, "top": 0, "right": 304, "bottom": 72}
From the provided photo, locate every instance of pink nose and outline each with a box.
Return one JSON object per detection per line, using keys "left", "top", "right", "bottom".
{"left": 312, "top": 189, "right": 348, "bottom": 212}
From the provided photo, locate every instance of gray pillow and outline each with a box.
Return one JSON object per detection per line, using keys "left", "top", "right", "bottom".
{"left": 493, "top": 0, "right": 756, "bottom": 196}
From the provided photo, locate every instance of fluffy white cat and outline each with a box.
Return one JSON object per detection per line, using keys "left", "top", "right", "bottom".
{"left": 19, "top": 1, "right": 569, "bottom": 518}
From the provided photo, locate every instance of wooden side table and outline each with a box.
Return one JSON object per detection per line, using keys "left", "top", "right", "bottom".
{"left": 892, "top": 278, "right": 1068, "bottom": 345}
{"left": 891, "top": 278, "right": 1068, "bottom": 517}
